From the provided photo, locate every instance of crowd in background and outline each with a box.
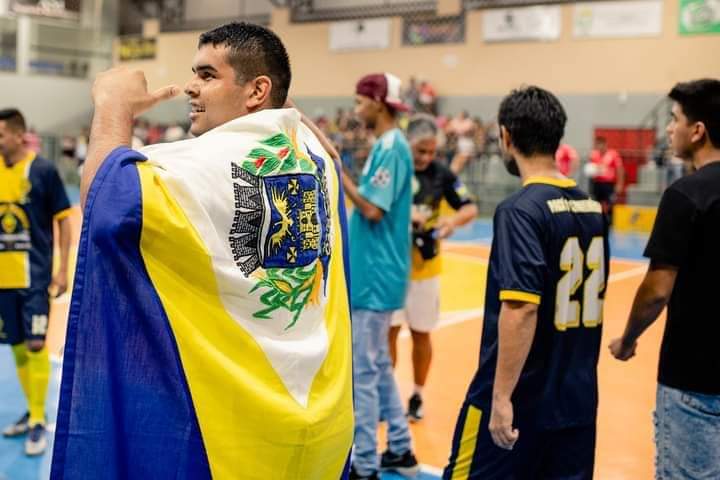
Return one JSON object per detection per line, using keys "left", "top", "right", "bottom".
{"left": 53, "top": 75, "right": 686, "bottom": 195}
{"left": 314, "top": 102, "right": 495, "bottom": 179}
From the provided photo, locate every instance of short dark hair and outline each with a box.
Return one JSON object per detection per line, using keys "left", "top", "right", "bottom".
{"left": 0, "top": 108, "right": 26, "bottom": 132}
{"left": 498, "top": 86, "right": 566, "bottom": 157}
{"left": 669, "top": 79, "right": 720, "bottom": 148}
{"left": 199, "top": 22, "right": 291, "bottom": 108}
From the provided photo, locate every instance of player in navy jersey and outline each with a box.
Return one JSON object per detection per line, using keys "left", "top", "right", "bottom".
{"left": 443, "top": 87, "right": 609, "bottom": 479}
{"left": 0, "top": 108, "right": 72, "bottom": 456}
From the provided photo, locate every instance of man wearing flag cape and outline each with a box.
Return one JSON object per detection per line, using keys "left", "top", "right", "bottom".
{"left": 51, "top": 22, "right": 353, "bottom": 480}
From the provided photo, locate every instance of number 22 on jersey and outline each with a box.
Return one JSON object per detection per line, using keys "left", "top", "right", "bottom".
{"left": 555, "top": 236, "right": 605, "bottom": 331}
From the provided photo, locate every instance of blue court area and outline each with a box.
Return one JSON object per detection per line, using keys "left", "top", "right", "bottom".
{"left": 0, "top": 218, "right": 648, "bottom": 480}
{"left": 0, "top": 348, "right": 58, "bottom": 480}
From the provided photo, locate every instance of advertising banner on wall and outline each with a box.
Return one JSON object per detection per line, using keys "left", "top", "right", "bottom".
{"left": 329, "top": 18, "right": 391, "bottom": 52}
{"left": 403, "top": 15, "right": 465, "bottom": 46}
{"left": 483, "top": 6, "right": 562, "bottom": 42}
{"left": 679, "top": 0, "right": 720, "bottom": 34}
{"left": 573, "top": 0, "right": 663, "bottom": 38}
{"left": 118, "top": 36, "right": 157, "bottom": 62}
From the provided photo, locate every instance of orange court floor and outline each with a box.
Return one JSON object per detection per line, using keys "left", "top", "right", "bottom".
{"left": 43, "top": 208, "right": 660, "bottom": 479}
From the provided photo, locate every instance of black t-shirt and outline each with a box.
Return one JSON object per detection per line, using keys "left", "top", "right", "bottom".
{"left": 644, "top": 161, "right": 720, "bottom": 394}
{"left": 413, "top": 161, "right": 472, "bottom": 231}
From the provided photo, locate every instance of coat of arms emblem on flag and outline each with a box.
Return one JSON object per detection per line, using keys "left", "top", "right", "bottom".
{"left": 228, "top": 131, "right": 332, "bottom": 329}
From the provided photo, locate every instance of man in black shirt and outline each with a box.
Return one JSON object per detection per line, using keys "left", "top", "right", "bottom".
{"left": 610, "top": 78, "right": 720, "bottom": 479}
{"left": 389, "top": 114, "right": 477, "bottom": 422}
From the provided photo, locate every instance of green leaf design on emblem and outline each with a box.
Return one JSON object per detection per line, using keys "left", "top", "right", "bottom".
{"left": 250, "top": 266, "right": 318, "bottom": 330}
{"left": 238, "top": 131, "right": 321, "bottom": 178}
{"left": 261, "top": 133, "right": 293, "bottom": 149}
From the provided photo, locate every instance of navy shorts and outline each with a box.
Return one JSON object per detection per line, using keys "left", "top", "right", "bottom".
{"left": 0, "top": 288, "right": 50, "bottom": 345}
{"left": 443, "top": 401, "right": 596, "bottom": 480}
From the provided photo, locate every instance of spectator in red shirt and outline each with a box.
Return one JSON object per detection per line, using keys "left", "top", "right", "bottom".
{"left": 589, "top": 136, "right": 624, "bottom": 224}
{"left": 555, "top": 143, "right": 579, "bottom": 177}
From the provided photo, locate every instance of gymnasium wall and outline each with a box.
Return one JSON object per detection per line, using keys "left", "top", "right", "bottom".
{"left": 118, "top": 0, "right": 719, "bottom": 96}
{"left": 114, "top": 0, "right": 718, "bottom": 150}
{"left": 0, "top": 73, "right": 93, "bottom": 133}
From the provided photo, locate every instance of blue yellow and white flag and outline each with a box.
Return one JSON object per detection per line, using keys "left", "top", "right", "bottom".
{"left": 50, "top": 108, "right": 354, "bottom": 479}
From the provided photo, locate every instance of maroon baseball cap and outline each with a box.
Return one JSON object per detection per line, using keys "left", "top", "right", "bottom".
{"left": 356, "top": 73, "right": 410, "bottom": 112}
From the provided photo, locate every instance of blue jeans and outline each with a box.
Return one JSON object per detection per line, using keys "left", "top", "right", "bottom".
{"left": 655, "top": 384, "right": 720, "bottom": 479}
{"left": 352, "top": 309, "right": 412, "bottom": 475}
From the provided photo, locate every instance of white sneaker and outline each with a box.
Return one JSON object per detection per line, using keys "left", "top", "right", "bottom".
{"left": 25, "top": 423, "right": 47, "bottom": 456}
{"left": 2, "top": 412, "right": 29, "bottom": 437}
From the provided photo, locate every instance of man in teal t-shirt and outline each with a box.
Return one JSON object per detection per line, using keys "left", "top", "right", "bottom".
{"left": 342, "top": 73, "right": 418, "bottom": 479}
{"left": 349, "top": 126, "right": 412, "bottom": 310}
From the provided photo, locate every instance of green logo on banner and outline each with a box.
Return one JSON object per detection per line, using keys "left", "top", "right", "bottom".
{"left": 679, "top": 0, "right": 720, "bottom": 34}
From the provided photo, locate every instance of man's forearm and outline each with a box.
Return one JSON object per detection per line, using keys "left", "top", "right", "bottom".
{"left": 493, "top": 302, "right": 538, "bottom": 401}
{"left": 80, "top": 103, "right": 133, "bottom": 208}
{"left": 57, "top": 217, "right": 71, "bottom": 275}
{"left": 453, "top": 203, "right": 478, "bottom": 228}
{"left": 341, "top": 170, "right": 382, "bottom": 222}
{"left": 621, "top": 282, "right": 667, "bottom": 346}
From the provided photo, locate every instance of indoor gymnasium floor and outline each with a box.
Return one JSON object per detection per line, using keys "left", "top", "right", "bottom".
{"left": 0, "top": 212, "right": 659, "bottom": 480}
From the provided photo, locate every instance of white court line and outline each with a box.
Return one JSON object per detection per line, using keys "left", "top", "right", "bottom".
{"left": 397, "top": 307, "right": 485, "bottom": 339}
{"left": 420, "top": 464, "right": 444, "bottom": 476}
{"left": 607, "top": 265, "right": 647, "bottom": 282}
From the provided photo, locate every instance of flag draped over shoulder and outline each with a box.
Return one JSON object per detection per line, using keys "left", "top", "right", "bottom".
{"left": 50, "top": 109, "right": 354, "bottom": 480}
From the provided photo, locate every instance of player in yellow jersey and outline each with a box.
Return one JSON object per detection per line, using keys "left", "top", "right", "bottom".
{"left": 0, "top": 108, "right": 72, "bottom": 456}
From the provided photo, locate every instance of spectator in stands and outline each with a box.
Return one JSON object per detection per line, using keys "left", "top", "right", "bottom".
{"left": 447, "top": 111, "right": 476, "bottom": 174}
{"left": 555, "top": 143, "right": 579, "bottom": 177}
{"left": 339, "top": 116, "right": 371, "bottom": 174}
{"left": 418, "top": 79, "right": 437, "bottom": 115}
{"left": 133, "top": 119, "right": 149, "bottom": 145}
{"left": 473, "top": 116, "right": 487, "bottom": 156}
{"left": 588, "top": 136, "right": 624, "bottom": 225}
{"left": 334, "top": 107, "right": 348, "bottom": 131}
{"left": 403, "top": 76, "right": 420, "bottom": 112}
{"left": 484, "top": 120, "right": 501, "bottom": 157}
{"left": 163, "top": 122, "right": 186, "bottom": 142}
{"left": 146, "top": 123, "right": 165, "bottom": 144}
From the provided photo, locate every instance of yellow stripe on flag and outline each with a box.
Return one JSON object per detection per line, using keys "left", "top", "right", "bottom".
{"left": 138, "top": 162, "right": 353, "bottom": 479}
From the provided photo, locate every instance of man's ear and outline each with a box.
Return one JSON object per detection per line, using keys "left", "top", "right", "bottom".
{"left": 499, "top": 125, "right": 512, "bottom": 151}
{"left": 246, "top": 75, "right": 273, "bottom": 110}
{"left": 690, "top": 121, "right": 707, "bottom": 146}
